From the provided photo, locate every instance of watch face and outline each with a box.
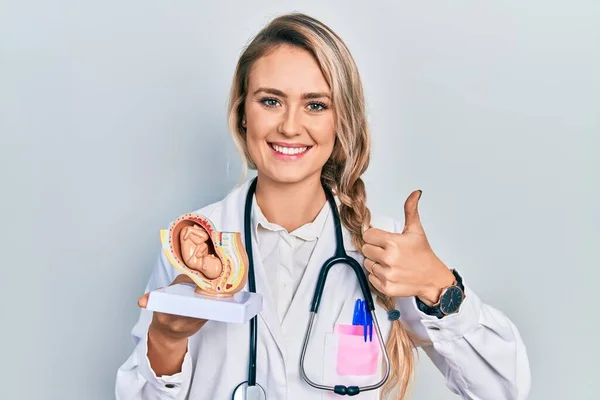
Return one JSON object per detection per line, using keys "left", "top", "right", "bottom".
{"left": 440, "top": 286, "right": 463, "bottom": 315}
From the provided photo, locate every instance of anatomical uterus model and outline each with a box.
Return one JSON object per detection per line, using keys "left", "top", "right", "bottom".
{"left": 160, "top": 213, "right": 248, "bottom": 297}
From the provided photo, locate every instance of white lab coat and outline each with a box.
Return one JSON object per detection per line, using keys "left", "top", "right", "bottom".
{"left": 116, "top": 178, "right": 531, "bottom": 400}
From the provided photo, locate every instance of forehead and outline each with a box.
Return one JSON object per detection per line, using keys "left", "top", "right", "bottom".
{"left": 248, "top": 45, "right": 330, "bottom": 94}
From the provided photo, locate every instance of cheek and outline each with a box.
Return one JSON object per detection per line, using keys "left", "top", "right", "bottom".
{"left": 246, "top": 114, "right": 277, "bottom": 147}
{"left": 245, "top": 102, "right": 278, "bottom": 139}
{"left": 312, "top": 118, "right": 336, "bottom": 147}
{"left": 244, "top": 110, "right": 266, "bottom": 154}
{"left": 244, "top": 118, "right": 272, "bottom": 165}
{"left": 245, "top": 131, "right": 262, "bottom": 165}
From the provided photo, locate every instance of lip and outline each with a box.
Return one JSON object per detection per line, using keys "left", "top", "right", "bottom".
{"left": 268, "top": 142, "right": 312, "bottom": 160}
{"left": 268, "top": 141, "right": 312, "bottom": 148}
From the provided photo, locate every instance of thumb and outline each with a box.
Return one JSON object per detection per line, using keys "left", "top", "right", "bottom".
{"left": 403, "top": 190, "right": 424, "bottom": 234}
{"left": 137, "top": 274, "right": 196, "bottom": 308}
{"left": 137, "top": 292, "right": 150, "bottom": 308}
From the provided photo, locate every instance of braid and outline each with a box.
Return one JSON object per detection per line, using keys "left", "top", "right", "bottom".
{"left": 332, "top": 176, "right": 415, "bottom": 399}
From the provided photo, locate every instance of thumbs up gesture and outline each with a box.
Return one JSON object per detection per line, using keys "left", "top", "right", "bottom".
{"left": 362, "top": 190, "right": 456, "bottom": 306}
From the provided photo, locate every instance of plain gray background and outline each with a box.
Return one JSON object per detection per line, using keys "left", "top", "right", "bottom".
{"left": 1, "top": 0, "right": 598, "bottom": 399}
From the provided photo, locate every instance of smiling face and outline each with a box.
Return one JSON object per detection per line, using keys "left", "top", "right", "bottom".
{"left": 243, "top": 44, "right": 336, "bottom": 185}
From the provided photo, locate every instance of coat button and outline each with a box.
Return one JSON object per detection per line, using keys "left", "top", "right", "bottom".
{"left": 165, "top": 384, "right": 175, "bottom": 388}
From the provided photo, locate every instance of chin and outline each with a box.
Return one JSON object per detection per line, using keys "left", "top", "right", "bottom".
{"left": 261, "top": 167, "right": 320, "bottom": 186}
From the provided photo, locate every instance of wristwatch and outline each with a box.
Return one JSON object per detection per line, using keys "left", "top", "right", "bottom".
{"left": 416, "top": 269, "right": 465, "bottom": 319}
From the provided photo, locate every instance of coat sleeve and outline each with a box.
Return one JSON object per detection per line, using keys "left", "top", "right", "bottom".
{"left": 391, "top": 220, "right": 531, "bottom": 400}
{"left": 115, "top": 251, "right": 194, "bottom": 400}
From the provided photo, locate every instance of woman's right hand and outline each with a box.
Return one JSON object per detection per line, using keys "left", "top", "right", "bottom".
{"left": 137, "top": 274, "right": 208, "bottom": 376}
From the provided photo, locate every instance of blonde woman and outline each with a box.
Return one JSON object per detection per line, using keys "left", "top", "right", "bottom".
{"left": 116, "top": 13, "right": 530, "bottom": 400}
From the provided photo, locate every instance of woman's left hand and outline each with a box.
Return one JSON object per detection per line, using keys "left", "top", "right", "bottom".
{"left": 362, "top": 190, "right": 456, "bottom": 306}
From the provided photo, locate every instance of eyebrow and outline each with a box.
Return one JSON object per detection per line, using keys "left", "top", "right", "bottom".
{"left": 253, "top": 87, "right": 331, "bottom": 100}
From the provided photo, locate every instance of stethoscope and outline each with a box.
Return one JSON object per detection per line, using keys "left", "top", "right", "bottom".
{"left": 232, "top": 177, "right": 390, "bottom": 399}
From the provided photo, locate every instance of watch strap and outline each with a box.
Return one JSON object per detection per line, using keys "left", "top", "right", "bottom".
{"left": 415, "top": 269, "right": 464, "bottom": 319}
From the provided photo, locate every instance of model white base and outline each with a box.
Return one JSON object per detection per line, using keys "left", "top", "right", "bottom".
{"left": 146, "top": 283, "right": 263, "bottom": 324}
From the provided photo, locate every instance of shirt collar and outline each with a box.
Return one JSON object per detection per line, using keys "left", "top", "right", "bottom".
{"left": 251, "top": 195, "right": 330, "bottom": 242}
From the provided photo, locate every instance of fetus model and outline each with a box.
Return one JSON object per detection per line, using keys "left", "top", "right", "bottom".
{"left": 179, "top": 224, "right": 223, "bottom": 280}
{"left": 160, "top": 213, "right": 248, "bottom": 297}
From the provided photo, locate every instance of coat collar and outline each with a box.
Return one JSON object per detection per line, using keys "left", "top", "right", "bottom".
{"left": 217, "top": 177, "right": 359, "bottom": 253}
{"left": 250, "top": 194, "right": 331, "bottom": 243}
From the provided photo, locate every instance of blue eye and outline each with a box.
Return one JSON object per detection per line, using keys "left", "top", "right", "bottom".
{"left": 307, "top": 102, "right": 327, "bottom": 112}
{"left": 261, "top": 98, "right": 280, "bottom": 108}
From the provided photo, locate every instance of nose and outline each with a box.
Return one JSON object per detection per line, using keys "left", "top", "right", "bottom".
{"left": 278, "top": 108, "right": 302, "bottom": 137}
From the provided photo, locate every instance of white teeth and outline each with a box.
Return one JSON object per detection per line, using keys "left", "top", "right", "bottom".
{"left": 272, "top": 144, "right": 309, "bottom": 155}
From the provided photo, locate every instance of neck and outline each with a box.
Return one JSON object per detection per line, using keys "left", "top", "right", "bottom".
{"left": 255, "top": 172, "right": 327, "bottom": 232}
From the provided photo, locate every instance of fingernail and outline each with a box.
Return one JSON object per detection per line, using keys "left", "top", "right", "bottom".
{"left": 418, "top": 190, "right": 423, "bottom": 200}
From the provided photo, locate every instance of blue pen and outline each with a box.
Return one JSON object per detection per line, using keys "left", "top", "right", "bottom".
{"left": 353, "top": 299, "right": 373, "bottom": 342}
{"left": 367, "top": 306, "right": 373, "bottom": 342}
{"left": 352, "top": 298, "right": 362, "bottom": 325}
{"left": 363, "top": 301, "right": 369, "bottom": 342}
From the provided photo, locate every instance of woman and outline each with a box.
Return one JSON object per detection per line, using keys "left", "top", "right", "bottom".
{"left": 116, "top": 12, "right": 530, "bottom": 400}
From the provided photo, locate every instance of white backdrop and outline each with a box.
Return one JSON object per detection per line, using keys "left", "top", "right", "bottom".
{"left": 1, "top": 1, "right": 598, "bottom": 399}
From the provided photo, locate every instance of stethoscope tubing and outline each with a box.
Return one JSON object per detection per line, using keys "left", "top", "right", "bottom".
{"left": 235, "top": 177, "right": 390, "bottom": 398}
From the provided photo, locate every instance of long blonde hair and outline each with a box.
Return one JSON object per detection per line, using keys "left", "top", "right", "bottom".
{"left": 227, "top": 13, "right": 416, "bottom": 399}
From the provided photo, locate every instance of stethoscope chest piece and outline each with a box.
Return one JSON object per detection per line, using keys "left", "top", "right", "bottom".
{"left": 232, "top": 381, "right": 267, "bottom": 400}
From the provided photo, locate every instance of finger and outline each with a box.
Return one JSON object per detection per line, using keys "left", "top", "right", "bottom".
{"left": 368, "top": 273, "right": 387, "bottom": 294}
{"left": 137, "top": 292, "right": 149, "bottom": 308}
{"left": 403, "top": 190, "right": 425, "bottom": 234}
{"left": 372, "top": 261, "right": 391, "bottom": 281}
{"left": 364, "top": 258, "right": 376, "bottom": 274}
{"left": 362, "top": 243, "right": 387, "bottom": 264}
{"left": 364, "top": 258, "right": 389, "bottom": 275}
{"left": 363, "top": 227, "right": 396, "bottom": 248}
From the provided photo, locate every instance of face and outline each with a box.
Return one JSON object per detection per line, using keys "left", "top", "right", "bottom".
{"left": 243, "top": 45, "right": 336, "bottom": 185}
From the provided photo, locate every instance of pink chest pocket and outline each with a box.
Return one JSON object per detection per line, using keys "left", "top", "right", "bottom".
{"left": 334, "top": 324, "right": 380, "bottom": 376}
